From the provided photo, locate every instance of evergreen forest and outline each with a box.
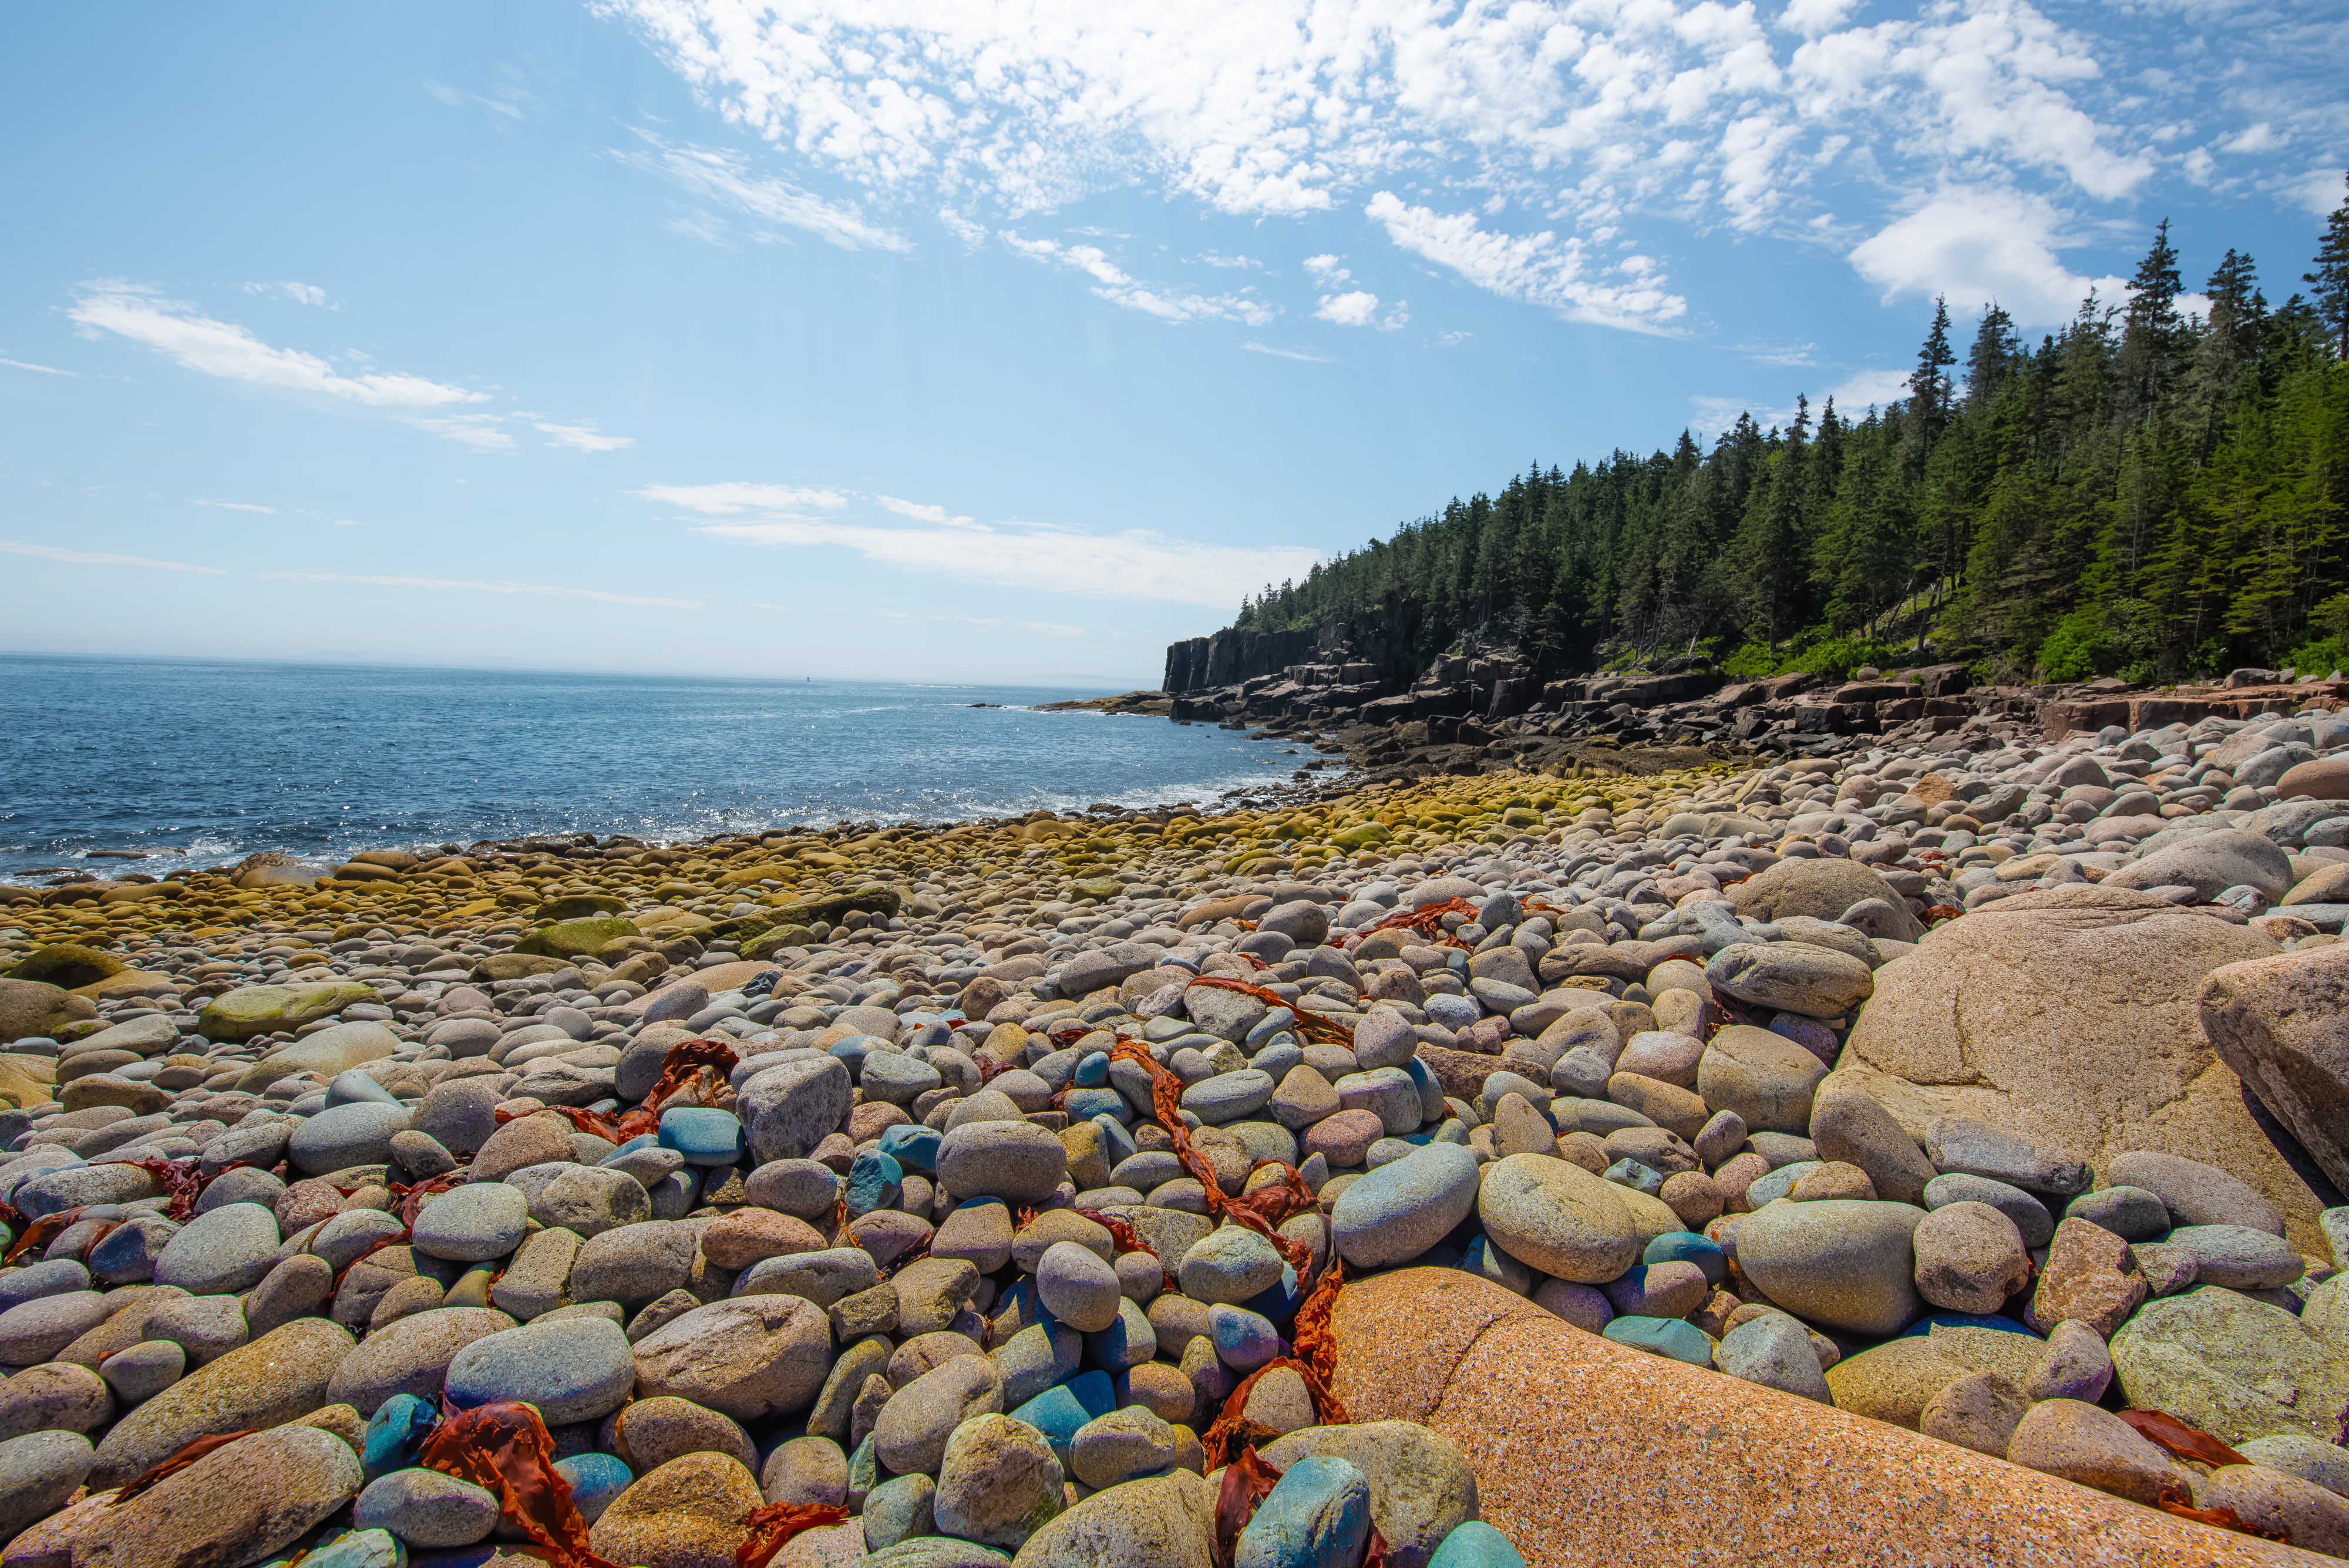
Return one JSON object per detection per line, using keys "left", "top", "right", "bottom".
{"left": 1230, "top": 182, "right": 2349, "bottom": 687}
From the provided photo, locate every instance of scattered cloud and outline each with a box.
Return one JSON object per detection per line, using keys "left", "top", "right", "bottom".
{"left": 875, "top": 495, "right": 982, "bottom": 529}
{"left": 999, "top": 233, "right": 1275, "bottom": 325}
{"left": 532, "top": 419, "right": 635, "bottom": 452}
{"left": 69, "top": 282, "right": 486, "bottom": 406}
{"left": 1848, "top": 185, "right": 2125, "bottom": 325}
{"left": 243, "top": 281, "right": 333, "bottom": 308}
{"left": 2, "top": 540, "right": 224, "bottom": 574}
{"left": 1314, "top": 290, "right": 1408, "bottom": 329}
{"left": 694, "top": 513, "right": 1322, "bottom": 608}
{"left": 1, "top": 355, "right": 74, "bottom": 376}
{"left": 332, "top": 519, "right": 366, "bottom": 527}
{"left": 938, "top": 210, "right": 988, "bottom": 250}
{"left": 633, "top": 482, "right": 852, "bottom": 514}
{"left": 1828, "top": 368, "right": 1916, "bottom": 410}
{"left": 254, "top": 570, "right": 698, "bottom": 608}
{"left": 400, "top": 413, "right": 515, "bottom": 451}
{"left": 193, "top": 499, "right": 277, "bottom": 514}
{"left": 1243, "top": 341, "right": 1335, "bottom": 364}
{"left": 1434, "top": 331, "right": 1470, "bottom": 347}
{"left": 612, "top": 130, "right": 912, "bottom": 253}
{"left": 1194, "top": 252, "right": 1258, "bottom": 270}
{"left": 597, "top": 0, "right": 2304, "bottom": 331}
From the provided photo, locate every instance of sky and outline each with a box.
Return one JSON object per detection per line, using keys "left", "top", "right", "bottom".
{"left": 2, "top": 2, "right": 2343, "bottom": 689}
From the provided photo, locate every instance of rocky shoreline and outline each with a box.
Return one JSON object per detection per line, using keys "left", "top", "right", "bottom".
{"left": 2, "top": 699, "right": 2349, "bottom": 1563}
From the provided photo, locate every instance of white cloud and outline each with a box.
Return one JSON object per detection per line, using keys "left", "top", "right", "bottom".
{"left": 634, "top": 482, "right": 851, "bottom": 514}
{"left": 254, "top": 570, "right": 698, "bottom": 608}
{"left": 1313, "top": 290, "right": 1408, "bottom": 329}
{"left": 612, "top": 130, "right": 912, "bottom": 252}
{"left": 1367, "top": 193, "right": 1685, "bottom": 328}
{"left": 332, "top": 519, "right": 367, "bottom": 527}
{"left": 1303, "top": 255, "right": 1349, "bottom": 282}
{"left": 875, "top": 495, "right": 982, "bottom": 529}
{"left": 1828, "top": 368, "right": 1915, "bottom": 410}
{"left": 1194, "top": 251, "right": 1258, "bottom": 270}
{"left": 401, "top": 413, "right": 516, "bottom": 451}
{"left": 1848, "top": 185, "right": 2125, "bottom": 325}
{"left": 938, "top": 210, "right": 989, "bottom": 250}
{"left": 69, "top": 283, "right": 485, "bottom": 407}
{"left": 999, "top": 233, "right": 1275, "bottom": 325}
{"left": 1, "top": 355, "right": 74, "bottom": 376}
{"left": 2, "top": 540, "right": 224, "bottom": 574}
{"left": 533, "top": 419, "right": 636, "bottom": 452}
{"left": 691, "top": 513, "right": 1321, "bottom": 608}
{"left": 598, "top": 0, "right": 2270, "bottom": 332}
{"left": 243, "top": 281, "right": 334, "bottom": 308}
{"left": 193, "top": 499, "right": 277, "bottom": 514}
{"left": 2221, "top": 123, "right": 2283, "bottom": 155}
{"left": 1243, "top": 341, "right": 1335, "bottom": 363}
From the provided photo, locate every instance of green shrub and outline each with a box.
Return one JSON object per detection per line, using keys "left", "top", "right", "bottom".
{"left": 2283, "top": 634, "right": 2349, "bottom": 678}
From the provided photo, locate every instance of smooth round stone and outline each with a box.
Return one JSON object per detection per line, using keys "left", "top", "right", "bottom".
{"left": 1744, "top": 1161, "right": 1821, "bottom": 1207}
{"left": 410, "top": 1183, "right": 528, "bottom": 1263}
{"left": 1735, "top": 1199, "right": 1926, "bottom": 1338}
{"left": 936, "top": 1121, "right": 1068, "bottom": 1205}
{"left": 2165, "top": 1224, "right": 2305, "bottom": 1290}
{"left": 327, "top": 1071, "right": 402, "bottom": 1109}
{"left": 0, "top": 1260, "right": 89, "bottom": 1314}
{"left": 1644, "top": 1231, "right": 1727, "bottom": 1286}
{"left": 876, "top": 1357, "right": 1009, "bottom": 1479}
{"left": 1714, "top": 1313, "right": 1831, "bottom": 1403}
{"left": 1305, "top": 1110, "right": 1386, "bottom": 1169}
{"left": 931, "top": 1414, "right": 1063, "bottom": 1550}
{"left": 97, "top": 1340, "right": 184, "bottom": 1405}
{"left": 354, "top": 1467, "right": 498, "bottom": 1547}
{"left": 1178, "top": 1225, "right": 1288, "bottom": 1306}
{"left": 554, "top": 1452, "right": 632, "bottom": 1523}
{"left": 1036, "top": 1241, "right": 1123, "bottom": 1333}
{"left": 1428, "top": 1520, "right": 1529, "bottom": 1567}
{"left": 152, "top": 1201, "right": 281, "bottom": 1295}
{"left": 1591, "top": 1314, "right": 1711, "bottom": 1369}
{"left": 1068, "top": 1407, "right": 1194, "bottom": 1491}
{"left": 1182, "top": 1069, "right": 1277, "bottom": 1126}
{"left": 304, "top": 1529, "right": 405, "bottom": 1568}
{"left": 860, "top": 1052, "right": 943, "bottom": 1106}
{"left": 846, "top": 1150, "right": 904, "bottom": 1219}
{"left": 288, "top": 1102, "right": 411, "bottom": 1176}
{"left": 1476, "top": 1153, "right": 1639, "bottom": 1284}
{"left": 1208, "top": 1304, "right": 1284, "bottom": 1372}
{"left": 0, "top": 1430, "right": 96, "bottom": 1543}
{"left": 1237, "top": 1455, "right": 1371, "bottom": 1568}
{"left": 361, "top": 1393, "right": 438, "bottom": 1480}
{"left": 1073, "top": 1052, "right": 1111, "bottom": 1087}
{"left": 862, "top": 1473, "right": 938, "bottom": 1551}
{"left": 1923, "top": 1173, "right": 2055, "bottom": 1249}
{"left": 442, "top": 1315, "right": 635, "bottom": 1425}
{"left": 657, "top": 1107, "right": 746, "bottom": 1166}
{"left": 1604, "top": 1158, "right": 1663, "bottom": 1195}
{"left": 1065, "top": 1088, "right": 1131, "bottom": 1124}
{"left": 1331, "top": 1142, "right": 1479, "bottom": 1270}
{"left": 2062, "top": 1186, "right": 2170, "bottom": 1243}
{"left": 1008, "top": 1371, "right": 1116, "bottom": 1466}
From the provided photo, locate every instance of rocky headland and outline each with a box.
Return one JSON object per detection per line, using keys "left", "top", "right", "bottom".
{"left": 3, "top": 694, "right": 2349, "bottom": 1564}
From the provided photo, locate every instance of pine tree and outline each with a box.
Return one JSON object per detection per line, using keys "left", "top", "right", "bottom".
{"left": 1909, "top": 295, "right": 1956, "bottom": 445}
{"left": 2116, "top": 219, "right": 2186, "bottom": 423}
{"left": 2306, "top": 174, "right": 2349, "bottom": 361}
{"left": 1964, "top": 304, "right": 2021, "bottom": 407}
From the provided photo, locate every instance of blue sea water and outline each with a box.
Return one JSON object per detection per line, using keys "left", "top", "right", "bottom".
{"left": 0, "top": 654, "right": 1305, "bottom": 881}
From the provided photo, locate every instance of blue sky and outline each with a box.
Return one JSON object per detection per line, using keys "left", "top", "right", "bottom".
{"left": 2, "top": 1, "right": 2342, "bottom": 688}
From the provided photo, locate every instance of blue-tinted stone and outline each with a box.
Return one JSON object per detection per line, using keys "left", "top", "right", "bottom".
{"left": 299, "top": 1529, "right": 405, "bottom": 1568}
{"left": 1064, "top": 1087, "right": 1132, "bottom": 1125}
{"left": 361, "top": 1393, "right": 438, "bottom": 1481}
{"left": 1073, "top": 1052, "right": 1111, "bottom": 1087}
{"left": 846, "top": 1150, "right": 904, "bottom": 1219}
{"left": 1008, "top": 1370, "right": 1116, "bottom": 1465}
{"left": 1644, "top": 1231, "right": 1727, "bottom": 1286}
{"left": 1604, "top": 1159, "right": 1663, "bottom": 1195}
{"left": 326, "top": 1071, "right": 402, "bottom": 1110}
{"left": 1091, "top": 1114, "right": 1136, "bottom": 1167}
{"left": 1428, "top": 1520, "right": 1528, "bottom": 1567}
{"left": 1899, "top": 1311, "right": 2036, "bottom": 1338}
{"left": 604, "top": 1133, "right": 659, "bottom": 1159}
{"left": 1745, "top": 1161, "right": 1821, "bottom": 1207}
{"left": 847, "top": 1432, "right": 879, "bottom": 1509}
{"left": 878, "top": 1124, "right": 940, "bottom": 1174}
{"left": 1208, "top": 1304, "right": 1284, "bottom": 1371}
{"left": 657, "top": 1107, "right": 745, "bottom": 1167}
{"left": 827, "top": 1036, "right": 881, "bottom": 1081}
{"left": 553, "top": 1452, "right": 631, "bottom": 1523}
{"left": 1236, "top": 1456, "right": 1371, "bottom": 1568}
{"left": 1601, "top": 1315, "right": 1714, "bottom": 1366}
{"left": 1240, "top": 1266, "right": 1305, "bottom": 1335}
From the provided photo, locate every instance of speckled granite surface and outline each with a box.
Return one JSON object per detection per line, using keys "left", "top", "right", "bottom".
{"left": 1331, "top": 1268, "right": 2323, "bottom": 1567}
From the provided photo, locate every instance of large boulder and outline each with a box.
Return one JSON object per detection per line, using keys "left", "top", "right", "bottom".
{"left": 203, "top": 984, "right": 383, "bottom": 1045}
{"left": 1835, "top": 885, "right": 2329, "bottom": 1252}
{"left": 1729, "top": 859, "right": 1923, "bottom": 940}
{"left": 0, "top": 979, "right": 94, "bottom": 1044}
{"left": 2105, "top": 829, "right": 2293, "bottom": 901}
{"left": 2199, "top": 943, "right": 2349, "bottom": 1194}
{"left": 234, "top": 1022, "right": 405, "bottom": 1093}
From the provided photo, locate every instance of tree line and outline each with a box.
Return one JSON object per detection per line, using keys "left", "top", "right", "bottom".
{"left": 1231, "top": 181, "right": 2349, "bottom": 685}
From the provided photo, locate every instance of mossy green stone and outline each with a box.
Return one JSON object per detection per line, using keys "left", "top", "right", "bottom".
{"left": 6, "top": 944, "right": 127, "bottom": 990}
{"left": 512, "top": 917, "right": 638, "bottom": 960}
{"left": 741, "top": 925, "right": 817, "bottom": 960}
{"left": 728, "top": 886, "right": 900, "bottom": 943}
{"left": 1073, "top": 877, "right": 1123, "bottom": 900}
{"left": 200, "top": 981, "right": 383, "bottom": 1042}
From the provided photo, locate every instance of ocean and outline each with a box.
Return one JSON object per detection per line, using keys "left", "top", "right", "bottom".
{"left": 0, "top": 655, "right": 1305, "bottom": 882}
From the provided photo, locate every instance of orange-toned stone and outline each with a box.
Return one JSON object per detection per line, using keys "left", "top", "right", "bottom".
{"left": 1331, "top": 1268, "right": 2310, "bottom": 1567}
{"left": 2029, "top": 1217, "right": 2144, "bottom": 1337}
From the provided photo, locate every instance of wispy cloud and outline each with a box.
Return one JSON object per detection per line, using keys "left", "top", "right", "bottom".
{"left": 999, "top": 233, "right": 1276, "bottom": 326}
{"left": 1, "top": 355, "right": 74, "bottom": 376}
{"left": 875, "top": 494, "right": 982, "bottom": 529}
{"left": 400, "top": 413, "right": 515, "bottom": 450}
{"left": 69, "top": 282, "right": 486, "bottom": 407}
{"left": 1243, "top": 341, "right": 1334, "bottom": 364}
{"left": 613, "top": 130, "right": 911, "bottom": 253}
{"left": 193, "top": 499, "right": 277, "bottom": 514}
{"left": 532, "top": 419, "right": 635, "bottom": 452}
{"left": 424, "top": 68, "right": 539, "bottom": 125}
{"left": 3, "top": 540, "right": 225, "bottom": 575}
{"left": 254, "top": 570, "right": 698, "bottom": 608}
{"left": 692, "top": 512, "right": 1320, "bottom": 608}
{"left": 242, "top": 281, "right": 334, "bottom": 308}
{"left": 1365, "top": 194, "right": 1684, "bottom": 329}
{"left": 633, "top": 482, "right": 851, "bottom": 514}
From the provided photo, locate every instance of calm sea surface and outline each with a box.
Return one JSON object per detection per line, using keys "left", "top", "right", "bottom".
{"left": 0, "top": 655, "right": 1303, "bottom": 881}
